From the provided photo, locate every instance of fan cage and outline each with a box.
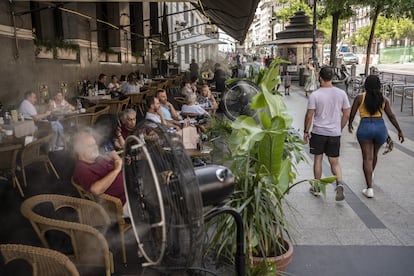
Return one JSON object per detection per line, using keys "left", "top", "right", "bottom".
{"left": 123, "top": 121, "right": 204, "bottom": 269}
{"left": 223, "top": 80, "right": 260, "bottom": 120}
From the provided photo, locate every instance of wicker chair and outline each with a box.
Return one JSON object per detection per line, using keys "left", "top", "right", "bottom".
{"left": 0, "top": 144, "right": 24, "bottom": 197}
{"left": 129, "top": 93, "right": 146, "bottom": 117}
{"left": 0, "top": 243, "right": 80, "bottom": 276}
{"left": 20, "top": 133, "right": 60, "bottom": 188}
{"left": 86, "top": 104, "right": 110, "bottom": 124}
{"left": 71, "top": 178, "right": 132, "bottom": 266}
{"left": 62, "top": 105, "right": 110, "bottom": 130}
{"left": 101, "top": 96, "right": 130, "bottom": 114}
{"left": 20, "top": 194, "right": 114, "bottom": 276}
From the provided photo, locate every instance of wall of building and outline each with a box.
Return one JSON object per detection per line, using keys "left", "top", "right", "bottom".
{"left": 0, "top": 1, "right": 147, "bottom": 108}
{"left": 0, "top": 1, "right": 214, "bottom": 109}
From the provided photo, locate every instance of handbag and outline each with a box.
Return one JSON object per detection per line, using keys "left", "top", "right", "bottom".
{"left": 383, "top": 135, "right": 394, "bottom": 155}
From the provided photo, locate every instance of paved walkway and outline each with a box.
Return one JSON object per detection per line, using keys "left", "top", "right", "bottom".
{"left": 283, "top": 83, "right": 414, "bottom": 276}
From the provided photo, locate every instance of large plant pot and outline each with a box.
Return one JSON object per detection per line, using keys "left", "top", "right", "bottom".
{"left": 251, "top": 239, "right": 294, "bottom": 275}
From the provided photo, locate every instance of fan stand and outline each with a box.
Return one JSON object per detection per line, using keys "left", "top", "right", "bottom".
{"left": 204, "top": 206, "right": 246, "bottom": 276}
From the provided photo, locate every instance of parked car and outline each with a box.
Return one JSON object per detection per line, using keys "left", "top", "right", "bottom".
{"left": 340, "top": 52, "right": 359, "bottom": 65}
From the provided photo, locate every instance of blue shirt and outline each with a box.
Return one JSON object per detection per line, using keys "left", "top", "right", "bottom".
{"left": 160, "top": 105, "right": 173, "bottom": 120}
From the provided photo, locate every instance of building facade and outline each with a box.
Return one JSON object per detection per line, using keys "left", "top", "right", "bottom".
{"left": 0, "top": 1, "right": 212, "bottom": 107}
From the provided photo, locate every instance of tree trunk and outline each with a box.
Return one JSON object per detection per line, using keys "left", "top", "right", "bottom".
{"left": 365, "top": 4, "right": 381, "bottom": 76}
{"left": 330, "top": 11, "right": 340, "bottom": 68}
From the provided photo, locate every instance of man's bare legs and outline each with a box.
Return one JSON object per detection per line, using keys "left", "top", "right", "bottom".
{"left": 313, "top": 154, "right": 324, "bottom": 179}
{"left": 327, "top": 156, "right": 342, "bottom": 184}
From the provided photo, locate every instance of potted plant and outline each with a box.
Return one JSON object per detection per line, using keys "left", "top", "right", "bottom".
{"left": 206, "top": 59, "right": 335, "bottom": 274}
{"left": 99, "top": 47, "right": 119, "bottom": 62}
{"left": 34, "top": 38, "right": 79, "bottom": 60}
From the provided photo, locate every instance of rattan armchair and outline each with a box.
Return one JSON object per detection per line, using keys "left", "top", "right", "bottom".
{"left": 20, "top": 194, "right": 114, "bottom": 276}
{"left": 101, "top": 96, "right": 130, "bottom": 114}
{"left": 129, "top": 93, "right": 146, "bottom": 117}
{"left": 20, "top": 133, "right": 60, "bottom": 188}
{"left": 0, "top": 243, "right": 80, "bottom": 276}
{"left": 0, "top": 144, "right": 24, "bottom": 197}
{"left": 71, "top": 178, "right": 132, "bottom": 266}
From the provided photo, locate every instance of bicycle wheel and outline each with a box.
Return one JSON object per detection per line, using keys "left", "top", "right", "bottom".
{"left": 222, "top": 80, "right": 260, "bottom": 120}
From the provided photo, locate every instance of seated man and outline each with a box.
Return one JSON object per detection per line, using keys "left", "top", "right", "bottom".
{"left": 156, "top": 89, "right": 181, "bottom": 127}
{"left": 96, "top": 73, "right": 108, "bottom": 93}
{"left": 18, "top": 91, "right": 64, "bottom": 151}
{"left": 72, "top": 128, "right": 128, "bottom": 216}
{"left": 145, "top": 96, "right": 180, "bottom": 131}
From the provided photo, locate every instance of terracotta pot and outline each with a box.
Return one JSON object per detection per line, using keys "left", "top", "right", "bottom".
{"left": 251, "top": 239, "right": 294, "bottom": 275}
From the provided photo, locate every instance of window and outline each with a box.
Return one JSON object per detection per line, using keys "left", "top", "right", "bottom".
{"left": 31, "top": 1, "right": 63, "bottom": 41}
{"left": 130, "top": 3, "right": 145, "bottom": 55}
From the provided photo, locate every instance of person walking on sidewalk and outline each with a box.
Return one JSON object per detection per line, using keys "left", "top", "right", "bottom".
{"left": 303, "top": 66, "right": 351, "bottom": 201}
{"left": 304, "top": 59, "right": 318, "bottom": 97}
{"left": 283, "top": 71, "right": 292, "bottom": 95}
{"left": 348, "top": 75, "right": 404, "bottom": 198}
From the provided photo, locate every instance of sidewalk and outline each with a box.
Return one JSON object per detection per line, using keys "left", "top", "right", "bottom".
{"left": 283, "top": 83, "right": 414, "bottom": 276}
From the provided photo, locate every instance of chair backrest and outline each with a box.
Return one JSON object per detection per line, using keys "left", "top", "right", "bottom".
{"left": 129, "top": 93, "right": 145, "bottom": 106}
{"left": 102, "top": 97, "right": 130, "bottom": 114}
{"left": 90, "top": 105, "right": 110, "bottom": 124}
{"left": 71, "top": 177, "right": 124, "bottom": 226}
{"left": 0, "top": 243, "right": 80, "bottom": 276}
{"left": 20, "top": 194, "right": 113, "bottom": 276}
{"left": 0, "top": 144, "right": 21, "bottom": 171}
{"left": 20, "top": 133, "right": 53, "bottom": 168}
{"left": 173, "top": 96, "right": 187, "bottom": 109}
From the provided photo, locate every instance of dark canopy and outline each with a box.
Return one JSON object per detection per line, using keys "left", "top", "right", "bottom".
{"left": 193, "top": 0, "right": 260, "bottom": 43}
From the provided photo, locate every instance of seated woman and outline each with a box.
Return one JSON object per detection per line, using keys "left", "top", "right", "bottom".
{"left": 107, "top": 75, "right": 121, "bottom": 96}
{"left": 181, "top": 93, "right": 209, "bottom": 117}
{"left": 197, "top": 85, "right": 218, "bottom": 116}
{"left": 49, "top": 92, "right": 75, "bottom": 112}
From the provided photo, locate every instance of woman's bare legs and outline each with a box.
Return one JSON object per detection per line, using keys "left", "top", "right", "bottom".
{"left": 359, "top": 140, "right": 374, "bottom": 188}
{"left": 372, "top": 143, "right": 382, "bottom": 173}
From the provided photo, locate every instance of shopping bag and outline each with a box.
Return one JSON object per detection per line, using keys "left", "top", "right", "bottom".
{"left": 182, "top": 125, "right": 199, "bottom": 149}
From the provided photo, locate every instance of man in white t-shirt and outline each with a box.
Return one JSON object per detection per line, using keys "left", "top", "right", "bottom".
{"left": 303, "top": 66, "right": 350, "bottom": 201}
{"left": 18, "top": 91, "right": 64, "bottom": 151}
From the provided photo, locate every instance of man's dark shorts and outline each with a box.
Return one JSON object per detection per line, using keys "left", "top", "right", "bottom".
{"left": 309, "top": 133, "right": 341, "bottom": 157}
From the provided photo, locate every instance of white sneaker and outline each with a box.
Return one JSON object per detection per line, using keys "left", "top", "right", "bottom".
{"left": 362, "top": 188, "right": 374, "bottom": 198}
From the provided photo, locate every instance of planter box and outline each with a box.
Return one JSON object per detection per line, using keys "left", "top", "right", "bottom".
{"left": 56, "top": 48, "right": 77, "bottom": 60}
{"left": 99, "top": 52, "right": 106, "bottom": 62}
{"left": 36, "top": 47, "right": 53, "bottom": 59}
{"left": 107, "top": 53, "right": 119, "bottom": 63}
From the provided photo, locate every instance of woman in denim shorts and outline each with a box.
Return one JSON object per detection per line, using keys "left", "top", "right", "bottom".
{"left": 348, "top": 75, "right": 404, "bottom": 198}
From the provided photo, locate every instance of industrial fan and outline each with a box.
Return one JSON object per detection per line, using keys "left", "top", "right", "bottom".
{"left": 222, "top": 80, "right": 261, "bottom": 120}
{"left": 123, "top": 120, "right": 239, "bottom": 274}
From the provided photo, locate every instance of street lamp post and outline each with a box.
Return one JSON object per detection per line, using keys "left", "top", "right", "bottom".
{"left": 308, "top": 0, "right": 317, "bottom": 67}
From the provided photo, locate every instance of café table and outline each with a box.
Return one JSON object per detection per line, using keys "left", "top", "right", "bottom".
{"left": 78, "top": 95, "right": 111, "bottom": 104}
{"left": 0, "top": 120, "right": 37, "bottom": 138}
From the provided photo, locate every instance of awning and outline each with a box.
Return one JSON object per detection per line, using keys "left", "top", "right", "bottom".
{"left": 199, "top": 38, "right": 227, "bottom": 45}
{"left": 28, "top": 0, "right": 259, "bottom": 43}
{"left": 175, "top": 34, "right": 227, "bottom": 46}
{"left": 192, "top": 0, "right": 261, "bottom": 43}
